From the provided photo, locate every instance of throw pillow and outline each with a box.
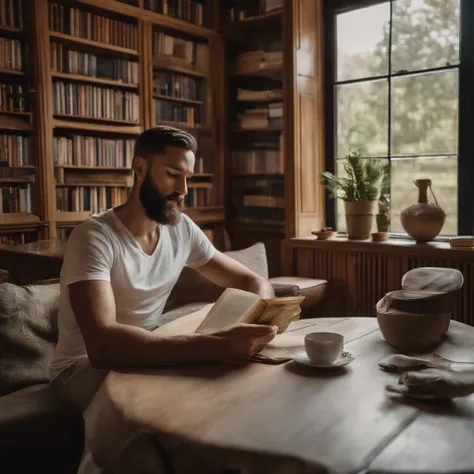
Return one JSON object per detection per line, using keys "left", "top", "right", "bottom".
{"left": 168, "top": 242, "right": 269, "bottom": 303}
{"left": 0, "top": 282, "right": 60, "bottom": 396}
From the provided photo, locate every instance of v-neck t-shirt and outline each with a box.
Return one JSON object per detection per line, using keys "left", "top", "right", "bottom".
{"left": 50, "top": 209, "right": 216, "bottom": 381}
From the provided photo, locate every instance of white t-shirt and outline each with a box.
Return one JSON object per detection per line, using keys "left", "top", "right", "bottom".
{"left": 49, "top": 209, "right": 216, "bottom": 381}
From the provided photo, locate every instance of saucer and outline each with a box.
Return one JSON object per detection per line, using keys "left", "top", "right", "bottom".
{"left": 292, "top": 350, "right": 354, "bottom": 368}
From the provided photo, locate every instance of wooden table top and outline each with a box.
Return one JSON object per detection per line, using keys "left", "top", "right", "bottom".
{"left": 103, "top": 315, "right": 474, "bottom": 474}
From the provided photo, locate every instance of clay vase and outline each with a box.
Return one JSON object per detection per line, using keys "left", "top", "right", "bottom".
{"left": 400, "top": 179, "right": 446, "bottom": 243}
{"left": 344, "top": 200, "right": 375, "bottom": 240}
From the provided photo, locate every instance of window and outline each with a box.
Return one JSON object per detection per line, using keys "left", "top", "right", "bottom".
{"left": 326, "top": 0, "right": 471, "bottom": 236}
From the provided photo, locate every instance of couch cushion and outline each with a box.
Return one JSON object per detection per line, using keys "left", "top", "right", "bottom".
{"left": 224, "top": 242, "right": 269, "bottom": 279}
{"left": 0, "top": 384, "right": 83, "bottom": 473}
{"left": 0, "top": 281, "right": 60, "bottom": 396}
{"left": 168, "top": 242, "right": 269, "bottom": 303}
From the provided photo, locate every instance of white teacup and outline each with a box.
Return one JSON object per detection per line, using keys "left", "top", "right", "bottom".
{"left": 304, "top": 332, "right": 344, "bottom": 364}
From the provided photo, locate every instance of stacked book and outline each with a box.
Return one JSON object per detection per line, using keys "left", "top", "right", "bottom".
{"left": 238, "top": 102, "right": 283, "bottom": 129}
{"left": 235, "top": 49, "right": 283, "bottom": 74}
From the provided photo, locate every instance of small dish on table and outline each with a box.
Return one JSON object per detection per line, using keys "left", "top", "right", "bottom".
{"left": 311, "top": 227, "right": 336, "bottom": 240}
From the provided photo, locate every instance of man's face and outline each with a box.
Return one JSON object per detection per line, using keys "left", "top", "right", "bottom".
{"left": 138, "top": 146, "right": 195, "bottom": 225}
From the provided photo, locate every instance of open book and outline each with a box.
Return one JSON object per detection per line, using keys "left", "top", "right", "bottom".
{"left": 195, "top": 288, "right": 305, "bottom": 335}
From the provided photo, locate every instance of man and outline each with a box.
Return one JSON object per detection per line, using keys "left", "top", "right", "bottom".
{"left": 50, "top": 126, "right": 279, "bottom": 413}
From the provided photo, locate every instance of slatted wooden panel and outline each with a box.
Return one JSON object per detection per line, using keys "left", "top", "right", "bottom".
{"left": 287, "top": 243, "right": 474, "bottom": 326}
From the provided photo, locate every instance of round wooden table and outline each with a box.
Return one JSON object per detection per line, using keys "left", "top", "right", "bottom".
{"left": 90, "top": 313, "right": 474, "bottom": 474}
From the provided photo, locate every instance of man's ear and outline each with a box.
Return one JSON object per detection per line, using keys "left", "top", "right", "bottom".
{"left": 132, "top": 156, "right": 147, "bottom": 179}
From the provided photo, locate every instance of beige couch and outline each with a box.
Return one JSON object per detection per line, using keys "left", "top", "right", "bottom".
{"left": 0, "top": 243, "right": 326, "bottom": 473}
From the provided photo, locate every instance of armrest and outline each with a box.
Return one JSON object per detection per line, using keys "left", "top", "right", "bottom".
{"left": 269, "top": 277, "right": 327, "bottom": 309}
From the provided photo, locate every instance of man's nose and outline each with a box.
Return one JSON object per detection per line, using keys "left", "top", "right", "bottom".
{"left": 176, "top": 176, "right": 188, "bottom": 196}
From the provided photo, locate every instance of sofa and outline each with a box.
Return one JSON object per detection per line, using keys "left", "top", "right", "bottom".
{"left": 0, "top": 242, "right": 326, "bottom": 473}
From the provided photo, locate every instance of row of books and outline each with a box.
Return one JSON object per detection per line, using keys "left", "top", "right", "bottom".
{"left": 145, "top": 0, "right": 207, "bottom": 26}
{"left": 49, "top": 4, "right": 138, "bottom": 51}
{"left": 52, "top": 82, "right": 140, "bottom": 122}
{"left": 0, "top": 233, "right": 36, "bottom": 247}
{"left": 0, "top": 83, "right": 27, "bottom": 112}
{"left": 0, "top": 134, "right": 31, "bottom": 167}
{"left": 53, "top": 136, "right": 134, "bottom": 168}
{"left": 231, "top": 146, "right": 283, "bottom": 175}
{"left": 56, "top": 186, "right": 129, "bottom": 213}
{"left": 153, "top": 71, "right": 200, "bottom": 101}
{"left": 154, "top": 99, "right": 199, "bottom": 126}
{"left": 0, "top": 184, "right": 33, "bottom": 213}
{"left": 0, "top": 0, "right": 23, "bottom": 29}
{"left": 227, "top": 0, "right": 283, "bottom": 22}
{"left": 183, "top": 187, "right": 212, "bottom": 208}
{"left": 51, "top": 43, "right": 139, "bottom": 85}
{"left": 238, "top": 102, "right": 283, "bottom": 129}
{"left": 0, "top": 37, "right": 23, "bottom": 71}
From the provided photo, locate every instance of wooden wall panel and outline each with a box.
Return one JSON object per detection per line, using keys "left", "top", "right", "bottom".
{"left": 284, "top": 0, "right": 325, "bottom": 238}
{"left": 284, "top": 240, "right": 474, "bottom": 325}
{"left": 32, "top": 0, "right": 56, "bottom": 238}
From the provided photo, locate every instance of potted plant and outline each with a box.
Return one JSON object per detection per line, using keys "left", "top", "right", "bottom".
{"left": 320, "top": 151, "right": 389, "bottom": 240}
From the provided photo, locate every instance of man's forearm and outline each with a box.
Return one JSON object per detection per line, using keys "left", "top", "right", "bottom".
{"left": 89, "top": 323, "right": 226, "bottom": 370}
{"left": 245, "top": 274, "right": 275, "bottom": 299}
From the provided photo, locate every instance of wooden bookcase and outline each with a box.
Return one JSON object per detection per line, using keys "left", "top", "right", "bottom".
{"left": 0, "top": 0, "right": 226, "bottom": 246}
{"left": 220, "top": 0, "right": 325, "bottom": 276}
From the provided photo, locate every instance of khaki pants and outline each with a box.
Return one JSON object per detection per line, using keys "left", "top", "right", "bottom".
{"left": 51, "top": 359, "right": 168, "bottom": 474}
{"left": 50, "top": 358, "right": 108, "bottom": 413}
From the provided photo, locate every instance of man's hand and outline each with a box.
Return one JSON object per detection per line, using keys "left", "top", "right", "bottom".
{"left": 211, "top": 324, "right": 278, "bottom": 360}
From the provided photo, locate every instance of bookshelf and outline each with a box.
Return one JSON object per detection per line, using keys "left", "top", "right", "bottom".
{"left": 0, "top": 0, "right": 226, "bottom": 247}
{"left": 221, "top": 0, "right": 325, "bottom": 275}
{"left": 0, "top": 0, "right": 41, "bottom": 247}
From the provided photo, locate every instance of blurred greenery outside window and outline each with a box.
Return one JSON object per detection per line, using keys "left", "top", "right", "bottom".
{"left": 334, "top": 0, "right": 460, "bottom": 236}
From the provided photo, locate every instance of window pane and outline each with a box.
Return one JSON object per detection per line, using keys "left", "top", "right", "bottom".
{"left": 336, "top": 3, "right": 390, "bottom": 82}
{"left": 335, "top": 159, "right": 388, "bottom": 233}
{"left": 391, "top": 0, "right": 460, "bottom": 74}
{"left": 337, "top": 80, "right": 388, "bottom": 158}
{"left": 390, "top": 156, "right": 457, "bottom": 236}
{"left": 391, "top": 70, "right": 458, "bottom": 156}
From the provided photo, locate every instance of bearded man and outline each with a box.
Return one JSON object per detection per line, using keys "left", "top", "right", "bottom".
{"left": 50, "top": 125, "right": 277, "bottom": 413}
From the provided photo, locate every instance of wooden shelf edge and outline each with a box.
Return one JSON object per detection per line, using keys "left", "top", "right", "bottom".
{"left": 73, "top": 0, "right": 217, "bottom": 38}
{"left": 152, "top": 57, "right": 208, "bottom": 78}
{"left": 183, "top": 206, "right": 225, "bottom": 224}
{"left": 50, "top": 31, "right": 139, "bottom": 57}
{"left": 55, "top": 165, "right": 131, "bottom": 171}
{"left": 0, "top": 213, "right": 40, "bottom": 225}
{"left": 55, "top": 211, "right": 91, "bottom": 223}
{"left": 0, "top": 68, "right": 25, "bottom": 76}
{"left": 154, "top": 94, "right": 204, "bottom": 105}
{"left": 53, "top": 118, "right": 142, "bottom": 135}
{"left": 51, "top": 71, "right": 139, "bottom": 89}
{"left": 0, "top": 25, "right": 22, "bottom": 34}
{"left": 54, "top": 114, "right": 139, "bottom": 126}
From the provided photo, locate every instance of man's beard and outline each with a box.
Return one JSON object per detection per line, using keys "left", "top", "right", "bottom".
{"left": 139, "top": 171, "right": 183, "bottom": 225}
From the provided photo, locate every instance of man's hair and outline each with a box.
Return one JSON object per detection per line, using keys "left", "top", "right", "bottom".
{"left": 133, "top": 125, "right": 197, "bottom": 158}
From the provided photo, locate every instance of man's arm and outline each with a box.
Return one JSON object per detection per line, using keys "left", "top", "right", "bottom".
{"left": 196, "top": 250, "right": 275, "bottom": 299}
{"left": 69, "top": 279, "right": 277, "bottom": 370}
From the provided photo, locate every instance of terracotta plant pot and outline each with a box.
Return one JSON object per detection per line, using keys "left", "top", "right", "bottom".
{"left": 344, "top": 200, "right": 375, "bottom": 240}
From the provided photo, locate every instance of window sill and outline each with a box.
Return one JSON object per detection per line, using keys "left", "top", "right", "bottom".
{"left": 285, "top": 235, "right": 474, "bottom": 259}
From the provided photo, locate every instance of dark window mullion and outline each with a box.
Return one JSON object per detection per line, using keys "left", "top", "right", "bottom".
{"left": 387, "top": 0, "right": 393, "bottom": 205}
{"left": 335, "top": 63, "right": 460, "bottom": 87}
{"left": 458, "top": 0, "right": 474, "bottom": 235}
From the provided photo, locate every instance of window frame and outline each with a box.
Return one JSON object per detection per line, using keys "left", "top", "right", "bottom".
{"left": 324, "top": 0, "right": 474, "bottom": 237}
